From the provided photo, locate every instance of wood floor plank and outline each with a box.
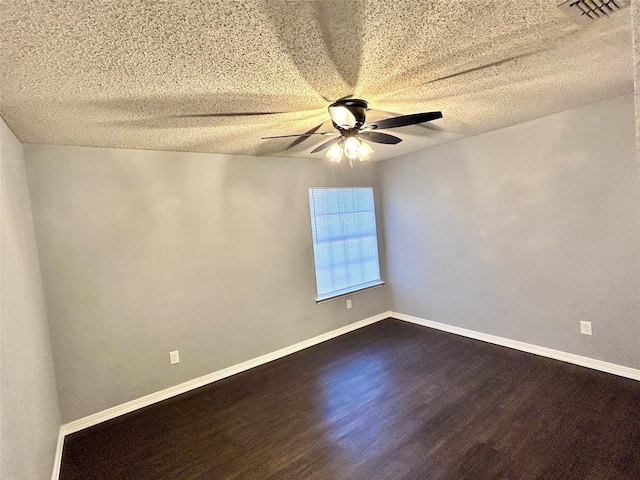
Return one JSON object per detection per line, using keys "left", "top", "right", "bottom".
{"left": 60, "top": 319, "right": 640, "bottom": 479}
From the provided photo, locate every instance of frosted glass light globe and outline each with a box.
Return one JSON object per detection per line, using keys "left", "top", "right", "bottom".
{"left": 358, "top": 141, "right": 374, "bottom": 161}
{"left": 326, "top": 142, "right": 343, "bottom": 163}
{"left": 344, "top": 137, "right": 361, "bottom": 159}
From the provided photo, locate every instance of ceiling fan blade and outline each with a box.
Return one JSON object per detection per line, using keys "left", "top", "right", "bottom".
{"left": 175, "top": 105, "right": 327, "bottom": 119}
{"left": 311, "top": 136, "right": 342, "bottom": 154}
{"left": 364, "top": 108, "right": 443, "bottom": 132}
{"left": 176, "top": 111, "right": 291, "bottom": 118}
{"left": 284, "top": 122, "right": 326, "bottom": 150}
{"left": 359, "top": 131, "right": 403, "bottom": 145}
{"left": 365, "top": 111, "right": 442, "bottom": 130}
{"left": 261, "top": 132, "right": 336, "bottom": 140}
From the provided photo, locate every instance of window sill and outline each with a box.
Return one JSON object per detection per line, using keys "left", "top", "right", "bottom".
{"left": 315, "top": 281, "right": 385, "bottom": 304}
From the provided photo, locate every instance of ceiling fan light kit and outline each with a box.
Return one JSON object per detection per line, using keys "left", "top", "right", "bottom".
{"left": 261, "top": 97, "right": 442, "bottom": 167}
{"left": 327, "top": 100, "right": 375, "bottom": 167}
{"left": 326, "top": 136, "right": 374, "bottom": 167}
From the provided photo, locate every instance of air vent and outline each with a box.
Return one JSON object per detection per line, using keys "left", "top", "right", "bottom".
{"left": 558, "top": 0, "right": 630, "bottom": 26}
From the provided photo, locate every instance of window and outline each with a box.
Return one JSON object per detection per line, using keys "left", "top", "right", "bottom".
{"left": 308, "top": 187, "right": 383, "bottom": 302}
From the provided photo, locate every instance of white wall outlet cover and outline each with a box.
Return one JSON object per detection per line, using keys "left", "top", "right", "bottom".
{"left": 346, "top": 299, "right": 352, "bottom": 309}
{"left": 170, "top": 350, "right": 180, "bottom": 364}
{"left": 580, "top": 321, "right": 592, "bottom": 336}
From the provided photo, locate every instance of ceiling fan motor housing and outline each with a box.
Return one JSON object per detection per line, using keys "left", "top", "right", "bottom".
{"left": 328, "top": 99, "right": 368, "bottom": 130}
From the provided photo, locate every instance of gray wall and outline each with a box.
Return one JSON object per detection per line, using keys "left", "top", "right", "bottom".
{"left": 1, "top": 119, "right": 61, "bottom": 478}
{"left": 635, "top": 0, "right": 640, "bottom": 152}
{"left": 24, "top": 145, "right": 390, "bottom": 423}
{"left": 378, "top": 94, "right": 640, "bottom": 369}
{"left": 18, "top": 94, "right": 640, "bottom": 429}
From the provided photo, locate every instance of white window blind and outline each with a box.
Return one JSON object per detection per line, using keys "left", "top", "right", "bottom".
{"left": 308, "top": 187, "right": 382, "bottom": 302}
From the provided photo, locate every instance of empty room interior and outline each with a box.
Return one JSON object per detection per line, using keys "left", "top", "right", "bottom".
{"left": 2, "top": 1, "right": 640, "bottom": 479}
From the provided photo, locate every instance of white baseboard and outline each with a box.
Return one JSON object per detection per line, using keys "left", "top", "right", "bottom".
{"left": 50, "top": 428, "right": 65, "bottom": 480}
{"left": 391, "top": 311, "right": 640, "bottom": 381}
{"left": 52, "top": 309, "right": 639, "bottom": 479}
{"left": 52, "top": 311, "right": 390, "bottom": 478}
{"left": 59, "top": 311, "right": 391, "bottom": 439}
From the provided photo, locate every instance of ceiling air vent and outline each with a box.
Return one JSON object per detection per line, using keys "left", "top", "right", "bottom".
{"left": 558, "top": 0, "right": 630, "bottom": 26}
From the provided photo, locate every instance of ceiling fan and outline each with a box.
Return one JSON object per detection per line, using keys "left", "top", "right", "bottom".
{"left": 261, "top": 99, "right": 442, "bottom": 166}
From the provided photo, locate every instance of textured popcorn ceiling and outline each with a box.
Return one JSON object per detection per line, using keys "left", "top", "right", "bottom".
{"left": 0, "top": 0, "right": 634, "bottom": 161}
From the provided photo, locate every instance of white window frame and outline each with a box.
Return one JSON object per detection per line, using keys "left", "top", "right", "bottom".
{"left": 308, "top": 186, "right": 384, "bottom": 303}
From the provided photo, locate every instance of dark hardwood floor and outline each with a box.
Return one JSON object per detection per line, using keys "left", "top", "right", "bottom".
{"left": 60, "top": 319, "right": 640, "bottom": 479}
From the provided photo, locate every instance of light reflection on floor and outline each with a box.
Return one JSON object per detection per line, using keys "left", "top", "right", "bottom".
{"left": 321, "top": 353, "right": 394, "bottom": 459}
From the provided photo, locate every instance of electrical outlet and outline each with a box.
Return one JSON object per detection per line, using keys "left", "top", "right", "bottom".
{"left": 346, "top": 299, "right": 352, "bottom": 309}
{"left": 580, "top": 321, "right": 592, "bottom": 336}
{"left": 169, "top": 350, "right": 180, "bottom": 364}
